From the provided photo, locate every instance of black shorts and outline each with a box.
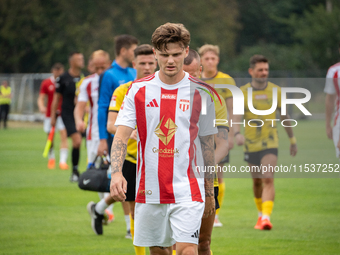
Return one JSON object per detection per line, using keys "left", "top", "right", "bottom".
{"left": 214, "top": 186, "right": 220, "bottom": 210}
{"left": 61, "top": 112, "right": 77, "bottom": 137}
{"left": 122, "top": 160, "right": 136, "bottom": 202}
{"left": 220, "top": 153, "right": 229, "bottom": 164}
{"left": 244, "top": 148, "right": 278, "bottom": 165}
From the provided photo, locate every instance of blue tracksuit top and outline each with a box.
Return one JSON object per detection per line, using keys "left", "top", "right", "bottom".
{"left": 98, "top": 60, "right": 136, "bottom": 140}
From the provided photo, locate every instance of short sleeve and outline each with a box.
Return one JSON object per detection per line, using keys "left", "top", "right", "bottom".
{"left": 277, "top": 86, "right": 281, "bottom": 109}
{"left": 55, "top": 76, "right": 63, "bottom": 94}
{"left": 199, "top": 91, "right": 218, "bottom": 136}
{"left": 114, "top": 86, "right": 136, "bottom": 129}
{"left": 109, "top": 85, "right": 127, "bottom": 112}
{"left": 39, "top": 80, "right": 47, "bottom": 94}
{"left": 324, "top": 68, "right": 336, "bottom": 94}
{"left": 77, "top": 80, "right": 89, "bottom": 102}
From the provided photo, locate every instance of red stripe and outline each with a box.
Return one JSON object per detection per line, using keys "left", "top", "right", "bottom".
{"left": 135, "top": 86, "right": 147, "bottom": 203}
{"left": 187, "top": 89, "right": 203, "bottom": 202}
{"left": 86, "top": 82, "right": 93, "bottom": 140}
{"left": 153, "top": 98, "right": 159, "bottom": 107}
{"left": 333, "top": 71, "right": 340, "bottom": 126}
{"left": 133, "top": 74, "right": 155, "bottom": 83}
{"left": 158, "top": 88, "right": 178, "bottom": 203}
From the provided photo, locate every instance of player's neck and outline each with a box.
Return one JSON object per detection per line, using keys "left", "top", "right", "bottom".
{"left": 115, "top": 56, "right": 129, "bottom": 68}
{"left": 159, "top": 70, "right": 185, "bottom": 85}
{"left": 251, "top": 80, "right": 267, "bottom": 90}
{"left": 69, "top": 67, "right": 81, "bottom": 77}
{"left": 202, "top": 70, "right": 217, "bottom": 79}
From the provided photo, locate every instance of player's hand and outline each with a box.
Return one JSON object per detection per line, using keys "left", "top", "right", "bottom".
{"left": 130, "top": 130, "right": 137, "bottom": 140}
{"left": 235, "top": 133, "right": 245, "bottom": 146}
{"left": 290, "top": 144, "right": 297, "bottom": 157}
{"left": 203, "top": 196, "right": 215, "bottom": 218}
{"left": 76, "top": 120, "right": 86, "bottom": 133}
{"left": 50, "top": 116, "right": 56, "bottom": 127}
{"left": 110, "top": 172, "right": 127, "bottom": 202}
{"left": 39, "top": 106, "right": 46, "bottom": 114}
{"left": 228, "top": 138, "right": 234, "bottom": 150}
{"left": 97, "top": 139, "right": 108, "bottom": 157}
{"left": 326, "top": 125, "right": 333, "bottom": 139}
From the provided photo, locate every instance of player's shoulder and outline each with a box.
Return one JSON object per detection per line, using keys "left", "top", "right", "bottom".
{"left": 216, "top": 71, "right": 233, "bottom": 79}
{"left": 327, "top": 62, "right": 340, "bottom": 74}
{"left": 240, "top": 82, "right": 251, "bottom": 90}
{"left": 115, "top": 81, "right": 133, "bottom": 94}
{"left": 267, "top": 81, "right": 281, "bottom": 90}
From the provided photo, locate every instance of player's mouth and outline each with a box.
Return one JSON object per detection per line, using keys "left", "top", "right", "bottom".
{"left": 166, "top": 66, "right": 176, "bottom": 71}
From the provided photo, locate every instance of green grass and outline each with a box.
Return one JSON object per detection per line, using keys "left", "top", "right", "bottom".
{"left": 0, "top": 120, "right": 339, "bottom": 254}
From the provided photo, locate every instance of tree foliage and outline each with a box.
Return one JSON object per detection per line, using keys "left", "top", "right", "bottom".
{"left": 0, "top": 0, "right": 239, "bottom": 72}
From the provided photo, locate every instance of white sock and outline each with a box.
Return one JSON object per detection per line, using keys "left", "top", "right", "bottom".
{"left": 95, "top": 199, "right": 109, "bottom": 215}
{"left": 59, "top": 148, "right": 68, "bottom": 163}
{"left": 104, "top": 193, "right": 114, "bottom": 214}
{"left": 258, "top": 212, "right": 263, "bottom": 218}
{"left": 124, "top": 215, "right": 130, "bottom": 231}
{"left": 48, "top": 148, "right": 55, "bottom": 160}
{"left": 262, "top": 215, "right": 270, "bottom": 221}
{"left": 98, "top": 192, "right": 105, "bottom": 200}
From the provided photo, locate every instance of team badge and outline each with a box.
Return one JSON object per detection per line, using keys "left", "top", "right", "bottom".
{"left": 179, "top": 99, "right": 190, "bottom": 112}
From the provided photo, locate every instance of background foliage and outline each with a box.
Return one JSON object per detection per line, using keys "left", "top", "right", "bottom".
{"left": 0, "top": 0, "right": 339, "bottom": 73}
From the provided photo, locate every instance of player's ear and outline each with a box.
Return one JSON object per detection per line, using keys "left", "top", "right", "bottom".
{"left": 199, "top": 65, "right": 202, "bottom": 75}
{"left": 248, "top": 68, "right": 253, "bottom": 77}
{"left": 185, "top": 46, "right": 189, "bottom": 58}
{"left": 132, "top": 60, "right": 136, "bottom": 69}
{"left": 153, "top": 48, "right": 157, "bottom": 61}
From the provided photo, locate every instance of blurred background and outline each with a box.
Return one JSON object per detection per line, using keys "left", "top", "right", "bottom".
{"left": 0, "top": 0, "right": 339, "bottom": 118}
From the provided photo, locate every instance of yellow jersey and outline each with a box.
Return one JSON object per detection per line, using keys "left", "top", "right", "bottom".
{"left": 202, "top": 71, "right": 236, "bottom": 100}
{"left": 0, "top": 86, "right": 11, "bottom": 105}
{"left": 240, "top": 82, "right": 281, "bottom": 153}
{"left": 109, "top": 81, "right": 137, "bottom": 164}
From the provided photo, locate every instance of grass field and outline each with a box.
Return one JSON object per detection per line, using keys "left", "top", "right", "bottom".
{"left": 0, "top": 120, "right": 339, "bottom": 255}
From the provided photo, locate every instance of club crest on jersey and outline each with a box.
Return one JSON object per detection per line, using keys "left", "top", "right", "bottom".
{"left": 179, "top": 99, "right": 190, "bottom": 112}
{"left": 154, "top": 116, "right": 177, "bottom": 145}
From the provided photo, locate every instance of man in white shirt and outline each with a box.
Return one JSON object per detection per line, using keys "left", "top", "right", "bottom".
{"left": 110, "top": 23, "right": 219, "bottom": 255}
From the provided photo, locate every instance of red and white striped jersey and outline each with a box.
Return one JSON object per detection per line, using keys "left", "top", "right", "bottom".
{"left": 78, "top": 73, "right": 99, "bottom": 141}
{"left": 324, "top": 62, "right": 340, "bottom": 125}
{"left": 115, "top": 71, "right": 217, "bottom": 204}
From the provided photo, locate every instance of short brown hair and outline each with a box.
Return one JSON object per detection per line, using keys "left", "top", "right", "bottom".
{"left": 151, "top": 23, "right": 190, "bottom": 51}
{"left": 198, "top": 44, "right": 220, "bottom": 57}
{"left": 51, "top": 62, "right": 64, "bottom": 70}
{"left": 114, "top": 34, "right": 139, "bottom": 57}
{"left": 134, "top": 44, "right": 154, "bottom": 57}
{"left": 250, "top": 55, "right": 268, "bottom": 68}
{"left": 184, "top": 49, "right": 200, "bottom": 66}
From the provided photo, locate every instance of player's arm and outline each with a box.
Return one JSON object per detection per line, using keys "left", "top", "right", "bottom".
{"left": 214, "top": 127, "right": 229, "bottom": 164}
{"left": 74, "top": 101, "right": 87, "bottom": 133}
{"left": 108, "top": 111, "right": 137, "bottom": 140}
{"left": 98, "top": 73, "right": 115, "bottom": 156}
{"left": 233, "top": 114, "right": 245, "bottom": 146}
{"left": 50, "top": 93, "right": 62, "bottom": 127}
{"left": 225, "top": 97, "right": 234, "bottom": 149}
{"left": 200, "top": 134, "right": 216, "bottom": 218}
{"left": 37, "top": 93, "right": 47, "bottom": 114}
{"left": 325, "top": 93, "right": 336, "bottom": 139}
{"left": 110, "top": 125, "right": 134, "bottom": 202}
{"left": 280, "top": 114, "right": 297, "bottom": 157}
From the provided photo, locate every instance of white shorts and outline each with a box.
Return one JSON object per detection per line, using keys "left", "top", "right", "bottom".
{"left": 333, "top": 124, "right": 340, "bottom": 158}
{"left": 86, "top": 139, "right": 100, "bottom": 163}
{"left": 44, "top": 117, "right": 65, "bottom": 133}
{"left": 134, "top": 201, "right": 204, "bottom": 247}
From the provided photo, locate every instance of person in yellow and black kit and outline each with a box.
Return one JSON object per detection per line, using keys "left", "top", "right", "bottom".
{"left": 234, "top": 55, "right": 297, "bottom": 230}
{"left": 0, "top": 80, "right": 12, "bottom": 129}
{"left": 183, "top": 49, "right": 229, "bottom": 255}
{"left": 198, "top": 44, "right": 235, "bottom": 227}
